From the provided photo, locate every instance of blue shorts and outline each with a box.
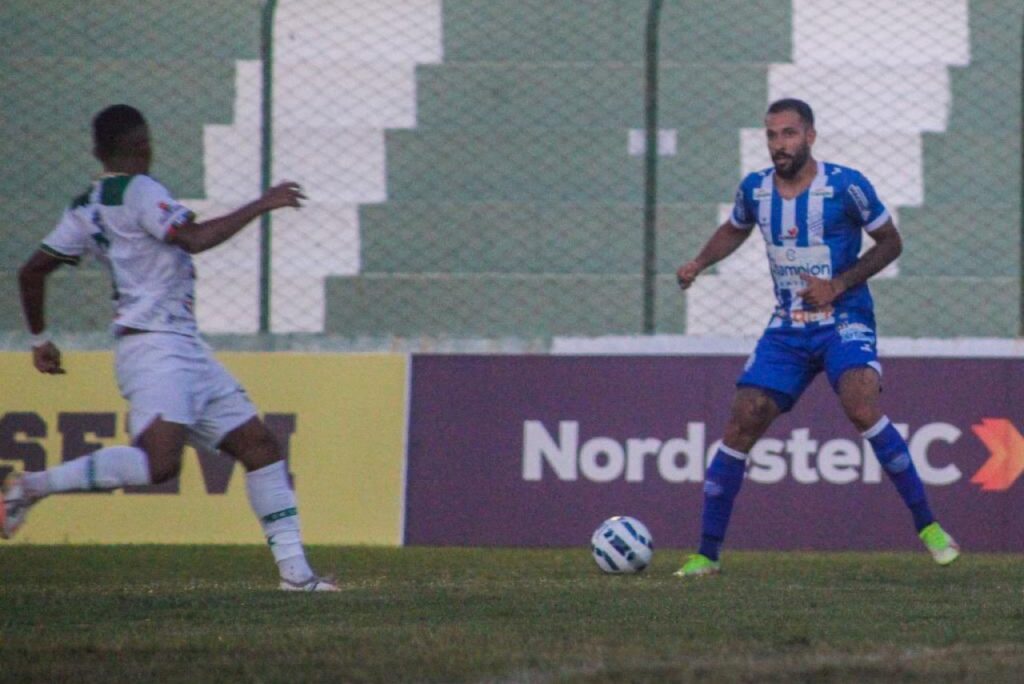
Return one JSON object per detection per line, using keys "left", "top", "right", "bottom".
{"left": 737, "top": 311, "right": 882, "bottom": 413}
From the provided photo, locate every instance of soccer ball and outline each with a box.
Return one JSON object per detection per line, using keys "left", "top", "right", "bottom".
{"left": 591, "top": 516, "right": 654, "bottom": 574}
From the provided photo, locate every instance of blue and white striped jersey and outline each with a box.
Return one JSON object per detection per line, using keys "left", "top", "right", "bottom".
{"left": 730, "top": 161, "right": 890, "bottom": 326}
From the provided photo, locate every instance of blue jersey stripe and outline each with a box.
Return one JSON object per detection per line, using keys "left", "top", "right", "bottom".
{"left": 769, "top": 190, "right": 784, "bottom": 244}
{"left": 734, "top": 162, "right": 889, "bottom": 325}
{"left": 794, "top": 192, "right": 809, "bottom": 247}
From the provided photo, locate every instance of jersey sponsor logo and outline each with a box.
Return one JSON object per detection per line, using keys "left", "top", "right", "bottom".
{"left": 783, "top": 225, "right": 799, "bottom": 240}
{"left": 770, "top": 261, "right": 832, "bottom": 279}
{"left": 754, "top": 188, "right": 773, "bottom": 200}
{"left": 789, "top": 308, "right": 834, "bottom": 323}
{"left": 810, "top": 186, "right": 834, "bottom": 198}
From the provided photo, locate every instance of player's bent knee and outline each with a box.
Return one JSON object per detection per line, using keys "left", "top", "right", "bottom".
{"left": 730, "top": 391, "right": 778, "bottom": 434}
{"left": 250, "top": 432, "right": 283, "bottom": 467}
{"left": 219, "top": 419, "right": 283, "bottom": 471}
{"left": 147, "top": 454, "right": 183, "bottom": 484}
{"left": 842, "top": 402, "right": 881, "bottom": 433}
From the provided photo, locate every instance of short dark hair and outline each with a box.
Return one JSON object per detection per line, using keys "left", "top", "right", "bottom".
{"left": 93, "top": 104, "right": 147, "bottom": 158}
{"left": 766, "top": 98, "right": 814, "bottom": 128}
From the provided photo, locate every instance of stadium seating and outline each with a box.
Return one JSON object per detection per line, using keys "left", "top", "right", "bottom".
{"left": 893, "top": 1, "right": 1022, "bottom": 336}
{"left": 0, "top": 0, "right": 260, "bottom": 330}
{"left": 324, "top": 0, "right": 790, "bottom": 337}
{"left": 1, "top": 0, "right": 1019, "bottom": 339}
{"left": 685, "top": 0, "right": 1022, "bottom": 338}
{"left": 327, "top": 0, "right": 1022, "bottom": 339}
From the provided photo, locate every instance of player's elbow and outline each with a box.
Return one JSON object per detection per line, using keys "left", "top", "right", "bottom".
{"left": 17, "top": 263, "right": 37, "bottom": 286}
{"left": 888, "top": 232, "right": 903, "bottom": 260}
{"left": 18, "top": 252, "right": 57, "bottom": 287}
{"left": 873, "top": 226, "right": 903, "bottom": 261}
{"left": 180, "top": 240, "right": 205, "bottom": 255}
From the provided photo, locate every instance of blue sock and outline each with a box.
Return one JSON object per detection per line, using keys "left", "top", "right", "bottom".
{"left": 697, "top": 446, "right": 747, "bottom": 561}
{"left": 865, "top": 417, "right": 934, "bottom": 532}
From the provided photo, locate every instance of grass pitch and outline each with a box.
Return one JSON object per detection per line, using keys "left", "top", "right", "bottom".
{"left": 1, "top": 546, "right": 1022, "bottom": 682}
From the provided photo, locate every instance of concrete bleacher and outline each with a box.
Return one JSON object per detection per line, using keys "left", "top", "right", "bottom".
{"left": 324, "top": 0, "right": 790, "bottom": 338}
{"left": 1, "top": 0, "right": 1019, "bottom": 340}
{"left": 359, "top": 203, "right": 715, "bottom": 275}
{"left": 685, "top": 0, "right": 1022, "bottom": 338}
{"left": 893, "top": 0, "right": 1022, "bottom": 336}
{"left": 246, "top": 0, "right": 443, "bottom": 333}
{"left": 325, "top": 273, "right": 687, "bottom": 338}
{"left": 0, "top": 0, "right": 260, "bottom": 332}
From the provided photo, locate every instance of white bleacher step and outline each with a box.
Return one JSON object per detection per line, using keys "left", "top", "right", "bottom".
{"left": 793, "top": 0, "right": 968, "bottom": 67}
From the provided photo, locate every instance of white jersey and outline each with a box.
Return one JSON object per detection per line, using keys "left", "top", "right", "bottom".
{"left": 42, "top": 174, "right": 199, "bottom": 336}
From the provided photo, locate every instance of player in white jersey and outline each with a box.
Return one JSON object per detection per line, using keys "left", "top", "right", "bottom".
{"left": 673, "top": 99, "right": 959, "bottom": 578}
{"left": 0, "top": 104, "right": 336, "bottom": 591}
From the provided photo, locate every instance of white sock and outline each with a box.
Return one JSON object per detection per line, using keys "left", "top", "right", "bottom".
{"left": 24, "top": 446, "right": 151, "bottom": 497}
{"left": 245, "top": 460, "right": 313, "bottom": 583}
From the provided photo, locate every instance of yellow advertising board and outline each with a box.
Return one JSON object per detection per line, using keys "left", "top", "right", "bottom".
{"left": 0, "top": 351, "right": 408, "bottom": 545}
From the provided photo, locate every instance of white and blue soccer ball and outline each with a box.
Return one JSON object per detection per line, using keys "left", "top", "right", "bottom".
{"left": 591, "top": 515, "right": 654, "bottom": 574}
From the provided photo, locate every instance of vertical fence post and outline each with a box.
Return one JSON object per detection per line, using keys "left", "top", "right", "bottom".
{"left": 259, "top": 0, "right": 278, "bottom": 334}
{"left": 642, "top": 0, "right": 664, "bottom": 334}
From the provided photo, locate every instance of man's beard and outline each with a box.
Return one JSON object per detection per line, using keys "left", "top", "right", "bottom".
{"left": 772, "top": 145, "right": 810, "bottom": 179}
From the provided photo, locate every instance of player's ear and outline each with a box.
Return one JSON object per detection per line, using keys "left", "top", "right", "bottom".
{"left": 806, "top": 126, "right": 816, "bottom": 146}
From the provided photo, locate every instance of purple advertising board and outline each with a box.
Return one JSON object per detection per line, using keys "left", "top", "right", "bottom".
{"left": 405, "top": 355, "right": 1024, "bottom": 552}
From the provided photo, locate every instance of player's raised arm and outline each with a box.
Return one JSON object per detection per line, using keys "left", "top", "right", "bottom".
{"left": 18, "top": 249, "right": 67, "bottom": 374}
{"left": 167, "top": 181, "right": 306, "bottom": 255}
{"left": 676, "top": 220, "right": 752, "bottom": 290}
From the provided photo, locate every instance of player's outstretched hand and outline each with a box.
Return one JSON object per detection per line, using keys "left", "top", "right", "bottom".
{"left": 32, "top": 341, "right": 66, "bottom": 375}
{"left": 797, "top": 273, "right": 845, "bottom": 308}
{"left": 260, "top": 181, "right": 307, "bottom": 211}
{"left": 676, "top": 261, "right": 702, "bottom": 290}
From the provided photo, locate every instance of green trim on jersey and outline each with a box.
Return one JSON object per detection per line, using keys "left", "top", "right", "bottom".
{"left": 40, "top": 243, "right": 81, "bottom": 266}
{"left": 69, "top": 187, "right": 91, "bottom": 210}
{"left": 99, "top": 175, "right": 134, "bottom": 206}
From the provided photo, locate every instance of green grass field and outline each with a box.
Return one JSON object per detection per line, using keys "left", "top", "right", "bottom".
{"left": 1, "top": 546, "right": 1022, "bottom": 682}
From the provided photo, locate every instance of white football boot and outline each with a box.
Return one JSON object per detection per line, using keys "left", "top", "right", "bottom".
{"left": 279, "top": 575, "right": 340, "bottom": 592}
{"left": 1, "top": 472, "right": 37, "bottom": 540}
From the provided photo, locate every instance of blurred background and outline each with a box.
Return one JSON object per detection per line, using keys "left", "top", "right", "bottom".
{"left": 1, "top": 0, "right": 1020, "bottom": 350}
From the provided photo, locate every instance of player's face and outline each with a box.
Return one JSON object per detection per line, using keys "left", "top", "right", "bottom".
{"left": 765, "top": 110, "right": 814, "bottom": 180}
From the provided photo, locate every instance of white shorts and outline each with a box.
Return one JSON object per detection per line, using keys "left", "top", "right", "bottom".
{"left": 115, "top": 332, "right": 257, "bottom": 452}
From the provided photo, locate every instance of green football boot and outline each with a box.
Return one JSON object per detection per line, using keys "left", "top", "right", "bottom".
{"left": 919, "top": 522, "right": 961, "bottom": 566}
{"left": 673, "top": 553, "right": 721, "bottom": 578}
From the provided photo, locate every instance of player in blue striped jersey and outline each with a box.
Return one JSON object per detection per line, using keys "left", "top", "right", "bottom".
{"left": 674, "top": 99, "right": 959, "bottom": 577}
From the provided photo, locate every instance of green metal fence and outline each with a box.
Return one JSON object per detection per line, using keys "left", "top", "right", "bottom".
{"left": 1, "top": 0, "right": 1021, "bottom": 347}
